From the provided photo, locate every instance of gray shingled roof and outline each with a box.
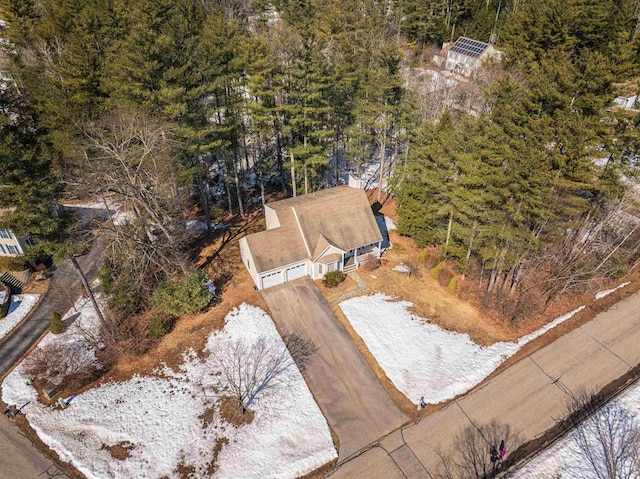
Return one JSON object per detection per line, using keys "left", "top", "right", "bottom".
{"left": 246, "top": 187, "right": 383, "bottom": 274}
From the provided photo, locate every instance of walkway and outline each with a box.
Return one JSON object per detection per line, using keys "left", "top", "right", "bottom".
{"left": 261, "top": 278, "right": 407, "bottom": 460}
{"left": 0, "top": 236, "right": 105, "bottom": 378}
{"left": 328, "top": 271, "right": 368, "bottom": 304}
{"left": 330, "top": 291, "right": 640, "bottom": 478}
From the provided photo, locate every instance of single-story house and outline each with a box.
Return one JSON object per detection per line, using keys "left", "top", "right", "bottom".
{"left": 442, "top": 37, "right": 501, "bottom": 77}
{"left": 240, "top": 186, "right": 383, "bottom": 290}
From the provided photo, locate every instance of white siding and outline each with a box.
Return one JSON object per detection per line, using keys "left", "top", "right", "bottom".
{"left": 239, "top": 237, "right": 260, "bottom": 288}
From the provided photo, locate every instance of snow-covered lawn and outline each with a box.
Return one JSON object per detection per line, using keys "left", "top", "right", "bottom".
{"left": 3, "top": 299, "right": 336, "bottom": 479}
{"left": 512, "top": 381, "right": 640, "bottom": 478}
{"left": 0, "top": 294, "right": 39, "bottom": 340}
{"left": 339, "top": 286, "right": 622, "bottom": 405}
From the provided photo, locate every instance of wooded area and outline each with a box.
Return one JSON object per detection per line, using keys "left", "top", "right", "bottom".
{"left": 1, "top": 0, "right": 639, "bottom": 323}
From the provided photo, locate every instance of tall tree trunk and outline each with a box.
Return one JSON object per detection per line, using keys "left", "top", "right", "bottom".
{"left": 198, "top": 157, "right": 212, "bottom": 234}
{"left": 224, "top": 160, "right": 233, "bottom": 216}
{"left": 70, "top": 256, "right": 113, "bottom": 340}
{"left": 462, "top": 221, "right": 476, "bottom": 280}
{"left": 290, "top": 149, "right": 297, "bottom": 198}
{"left": 378, "top": 136, "right": 385, "bottom": 203}
{"left": 445, "top": 210, "right": 454, "bottom": 247}
{"left": 234, "top": 152, "right": 245, "bottom": 220}
{"left": 275, "top": 127, "right": 285, "bottom": 193}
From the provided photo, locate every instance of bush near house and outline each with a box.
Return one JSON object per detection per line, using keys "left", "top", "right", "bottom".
{"left": 446, "top": 277, "right": 458, "bottom": 295}
{"left": 322, "top": 270, "right": 345, "bottom": 288}
{"left": 431, "top": 262, "right": 443, "bottom": 280}
{"left": 147, "top": 312, "right": 176, "bottom": 339}
{"left": 423, "top": 253, "right": 440, "bottom": 269}
{"left": 438, "top": 267, "right": 454, "bottom": 287}
{"left": 50, "top": 312, "right": 65, "bottom": 334}
{"left": 0, "top": 255, "right": 28, "bottom": 272}
{"left": 150, "top": 270, "right": 213, "bottom": 315}
{"left": 362, "top": 254, "right": 381, "bottom": 271}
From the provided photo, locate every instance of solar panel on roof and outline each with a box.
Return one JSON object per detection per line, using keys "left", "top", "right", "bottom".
{"left": 450, "top": 37, "right": 489, "bottom": 59}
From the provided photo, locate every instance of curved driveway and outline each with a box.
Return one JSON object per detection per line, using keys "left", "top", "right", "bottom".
{"left": 0, "top": 237, "right": 104, "bottom": 379}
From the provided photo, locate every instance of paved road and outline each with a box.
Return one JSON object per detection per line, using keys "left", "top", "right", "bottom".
{"left": 0, "top": 237, "right": 105, "bottom": 379}
{"left": 262, "top": 278, "right": 408, "bottom": 460}
{"left": 331, "top": 292, "right": 640, "bottom": 478}
{"left": 0, "top": 414, "right": 68, "bottom": 479}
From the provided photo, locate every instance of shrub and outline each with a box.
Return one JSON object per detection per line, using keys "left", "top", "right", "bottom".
{"left": 424, "top": 253, "right": 440, "bottom": 269}
{"left": 148, "top": 312, "right": 176, "bottom": 339}
{"left": 50, "top": 312, "right": 65, "bottom": 334}
{"left": 22, "top": 342, "right": 98, "bottom": 391}
{"left": 458, "top": 283, "right": 471, "bottom": 300}
{"left": 322, "top": 270, "right": 345, "bottom": 288}
{"left": 438, "top": 267, "right": 454, "bottom": 287}
{"left": 446, "top": 277, "right": 458, "bottom": 295}
{"left": 0, "top": 255, "right": 28, "bottom": 272}
{"left": 431, "top": 262, "right": 443, "bottom": 280}
{"left": 418, "top": 249, "right": 428, "bottom": 264}
{"left": 150, "top": 270, "right": 213, "bottom": 315}
{"left": 362, "top": 254, "right": 381, "bottom": 271}
{"left": 406, "top": 259, "right": 422, "bottom": 278}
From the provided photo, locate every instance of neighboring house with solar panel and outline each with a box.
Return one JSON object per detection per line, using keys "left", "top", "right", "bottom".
{"left": 443, "top": 37, "right": 501, "bottom": 77}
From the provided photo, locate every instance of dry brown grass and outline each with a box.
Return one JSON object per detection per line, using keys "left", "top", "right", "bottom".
{"left": 313, "top": 274, "right": 358, "bottom": 301}
{"left": 101, "top": 441, "right": 134, "bottom": 460}
{"left": 367, "top": 231, "right": 507, "bottom": 345}
{"left": 219, "top": 396, "right": 254, "bottom": 427}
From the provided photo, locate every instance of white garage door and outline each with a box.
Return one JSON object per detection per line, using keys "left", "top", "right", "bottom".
{"left": 286, "top": 263, "right": 307, "bottom": 282}
{"left": 261, "top": 270, "right": 284, "bottom": 289}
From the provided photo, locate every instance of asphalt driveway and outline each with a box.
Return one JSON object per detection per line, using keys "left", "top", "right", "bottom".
{"left": 0, "top": 236, "right": 105, "bottom": 378}
{"left": 261, "top": 278, "right": 407, "bottom": 460}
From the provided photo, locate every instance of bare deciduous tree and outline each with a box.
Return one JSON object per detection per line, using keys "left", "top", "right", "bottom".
{"left": 81, "top": 108, "right": 196, "bottom": 319}
{"left": 210, "top": 333, "right": 316, "bottom": 413}
{"left": 435, "top": 420, "right": 520, "bottom": 479}
{"left": 564, "top": 391, "right": 640, "bottom": 479}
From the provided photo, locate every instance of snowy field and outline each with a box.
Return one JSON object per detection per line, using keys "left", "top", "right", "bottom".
{"left": 0, "top": 294, "right": 39, "bottom": 340}
{"left": 3, "top": 299, "right": 336, "bottom": 479}
{"left": 512, "top": 380, "right": 640, "bottom": 478}
{"left": 339, "top": 285, "right": 626, "bottom": 405}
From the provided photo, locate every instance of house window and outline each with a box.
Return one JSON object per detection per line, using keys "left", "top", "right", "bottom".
{"left": 7, "top": 245, "right": 19, "bottom": 255}
{"left": 0, "top": 230, "right": 9, "bottom": 239}
{"left": 0, "top": 244, "right": 4, "bottom": 254}
{"left": 318, "top": 264, "right": 324, "bottom": 275}
{"left": 327, "top": 262, "right": 337, "bottom": 272}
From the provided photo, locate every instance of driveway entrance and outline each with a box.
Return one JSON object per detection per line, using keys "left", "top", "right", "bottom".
{"left": 262, "top": 278, "right": 407, "bottom": 460}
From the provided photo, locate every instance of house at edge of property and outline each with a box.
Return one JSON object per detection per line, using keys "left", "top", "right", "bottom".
{"left": 0, "top": 209, "right": 32, "bottom": 257}
{"left": 240, "top": 186, "right": 383, "bottom": 290}
{"left": 441, "top": 37, "right": 501, "bottom": 77}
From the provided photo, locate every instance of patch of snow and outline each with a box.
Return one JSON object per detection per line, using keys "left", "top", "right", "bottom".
{"left": 385, "top": 216, "right": 397, "bottom": 231}
{"left": 339, "top": 294, "right": 593, "bottom": 406}
{"left": 340, "top": 293, "right": 519, "bottom": 404}
{"left": 393, "top": 264, "right": 410, "bottom": 273}
{"left": 186, "top": 219, "right": 210, "bottom": 232}
{"left": 513, "top": 383, "right": 640, "bottom": 478}
{"left": 516, "top": 306, "right": 585, "bottom": 347}
{"left": 594, "top": 281, "right": 630, "bottom": 300}
{"left": 3, "top": 301, "right": 336, "bottom": 479}
{"left": 0, "top": 295, "right": 39, "bottom": 341}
